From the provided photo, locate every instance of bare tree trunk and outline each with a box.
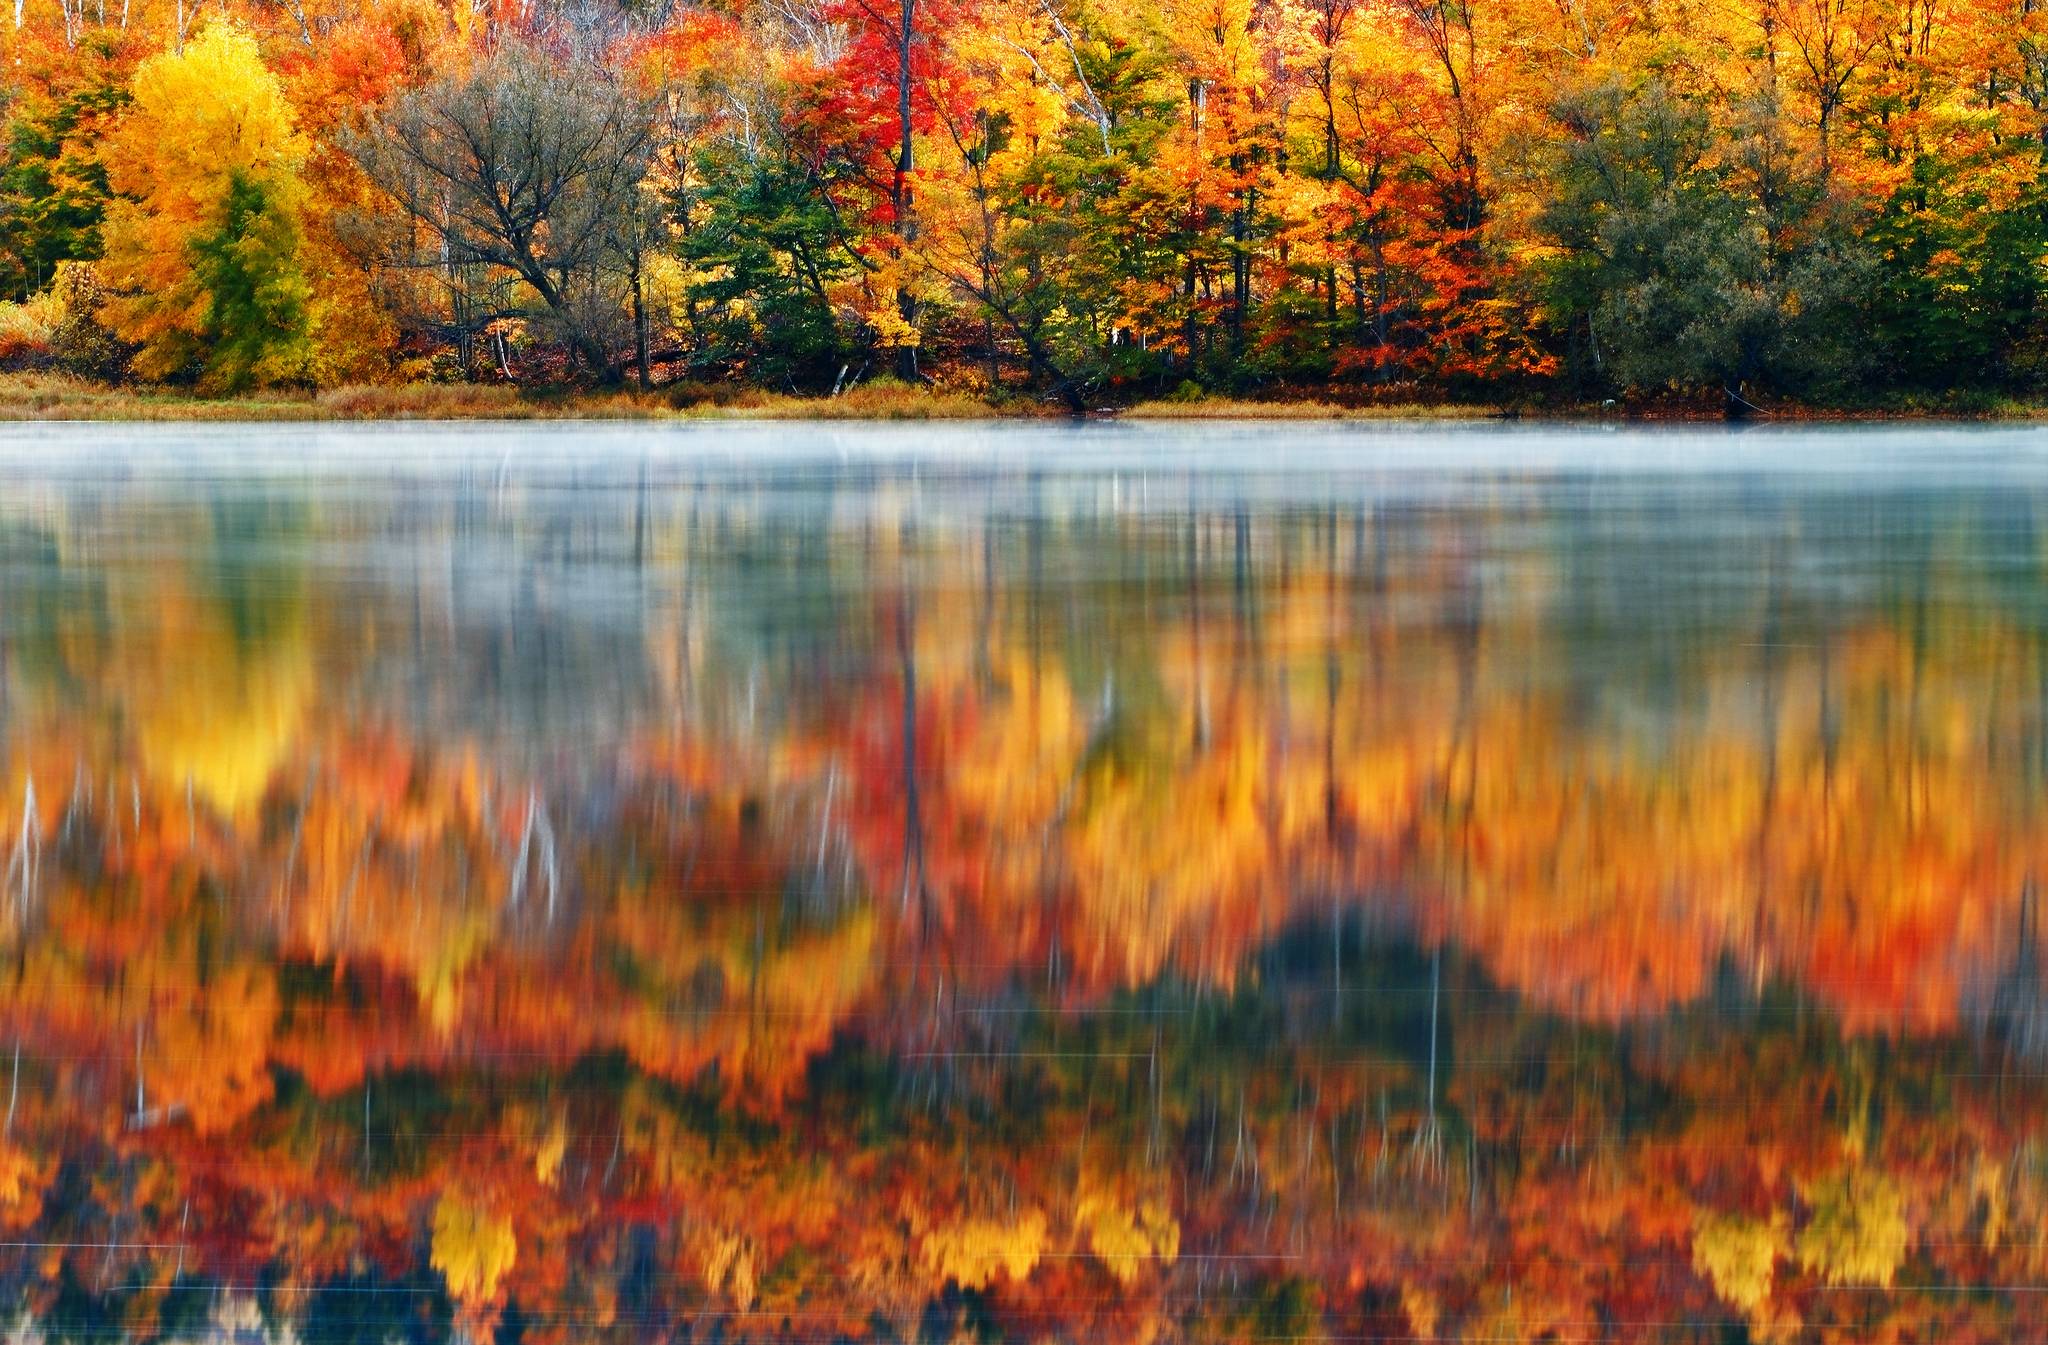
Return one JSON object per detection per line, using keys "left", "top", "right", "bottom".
{"left": 631, "top": 247, "right": 651, "bottom": 390}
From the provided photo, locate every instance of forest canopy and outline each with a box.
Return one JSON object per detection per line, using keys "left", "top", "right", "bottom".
{"left": 0, "top": 0, "right": 2046, "bottom": 407}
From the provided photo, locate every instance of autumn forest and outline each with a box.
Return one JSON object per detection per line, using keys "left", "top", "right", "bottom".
{"left": 0, "top": 423, "right": 2041, "bottom": 1344}
{"left": 1, "top": 0, "right": 2047, "bottom": 408}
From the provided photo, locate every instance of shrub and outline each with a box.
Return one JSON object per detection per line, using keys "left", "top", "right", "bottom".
{"left": 49, "top": 262, "right": 125, "bottom": 377}
{"left": 0, "top": 290, "right": 61, "bottom": 367}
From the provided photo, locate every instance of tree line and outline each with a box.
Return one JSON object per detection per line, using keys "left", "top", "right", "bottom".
{"left": 3, "top": 0, "right": 2047, "bottom": 406}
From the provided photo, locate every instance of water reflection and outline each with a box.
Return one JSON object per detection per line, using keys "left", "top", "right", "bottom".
{"left": 0, "top": 423, "right": 2045, "bottom": 1343}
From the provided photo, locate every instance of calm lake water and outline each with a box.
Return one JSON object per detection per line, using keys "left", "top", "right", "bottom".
{"left": 1, "top": 420, "right": 2046, "bottom": 1341}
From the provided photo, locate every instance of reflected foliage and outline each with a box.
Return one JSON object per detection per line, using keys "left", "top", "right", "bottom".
{"left": 0, "top": 437, "right": 2045, "bottom": 1342}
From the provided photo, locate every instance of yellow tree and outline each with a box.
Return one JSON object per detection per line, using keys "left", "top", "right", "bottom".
{"left": 98, "top": 23, "right": 314, "bottom": 389}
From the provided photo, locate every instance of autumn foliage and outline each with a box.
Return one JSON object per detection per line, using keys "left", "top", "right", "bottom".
{"left": 0, "top": 0, "right": 2041, "bottom": 405}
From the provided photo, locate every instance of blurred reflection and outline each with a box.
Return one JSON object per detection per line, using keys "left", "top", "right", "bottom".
{"left": 0, "top": 425, "right": 2044, "bottom": 1343}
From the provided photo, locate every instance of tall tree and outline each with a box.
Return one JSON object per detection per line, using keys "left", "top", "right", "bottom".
{"left": 97, "top": 22, "right": 313, "bottom": 389}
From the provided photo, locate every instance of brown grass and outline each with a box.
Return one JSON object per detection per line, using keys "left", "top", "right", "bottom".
{"left": 6, "top": 372, "right": 2033, "bottom": 424}
{"left": 0, "top": 373, "right": 1023, "bottom": 422}
{"left": 1121, "top": 395, "right": 1502, "bottom": 420}
{"left": 314, "top": 383, "right": 537, "bottom": 418}
{"left": 0, "top": 372, "right": 324, "bottom": 420}
{"left": 685, "top": 380, "right": 1017, "bottom": 419}
{"left": 315, "top": 382, "right": 688, "bottom": 419}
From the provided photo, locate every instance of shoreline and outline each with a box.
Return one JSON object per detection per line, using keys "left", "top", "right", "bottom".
{"left": 0, "top": 373, "right": 2038, "bottom": 424}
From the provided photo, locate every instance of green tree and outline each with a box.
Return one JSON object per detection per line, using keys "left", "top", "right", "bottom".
{"left": 924, "top": 25, "right": 1179, "bottom": 404}
{"left": 1865, "top": 152, "right": 2048, "bottom": 393}
{"left": 1538, "top": 81, "right": 1876, "bottom": 413}
{"left": 190, "top": 173, "right": 312, "bottom": 393}
{"left": 682, "top": 145, "right": 854, "bottom": 390}
{"left": 0, "top": 60, "right": 127, "bottom": 301}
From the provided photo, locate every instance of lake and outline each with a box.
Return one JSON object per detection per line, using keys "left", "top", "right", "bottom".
{"left": 0, "top": 419, "right": 2044, "bottom": 1341}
